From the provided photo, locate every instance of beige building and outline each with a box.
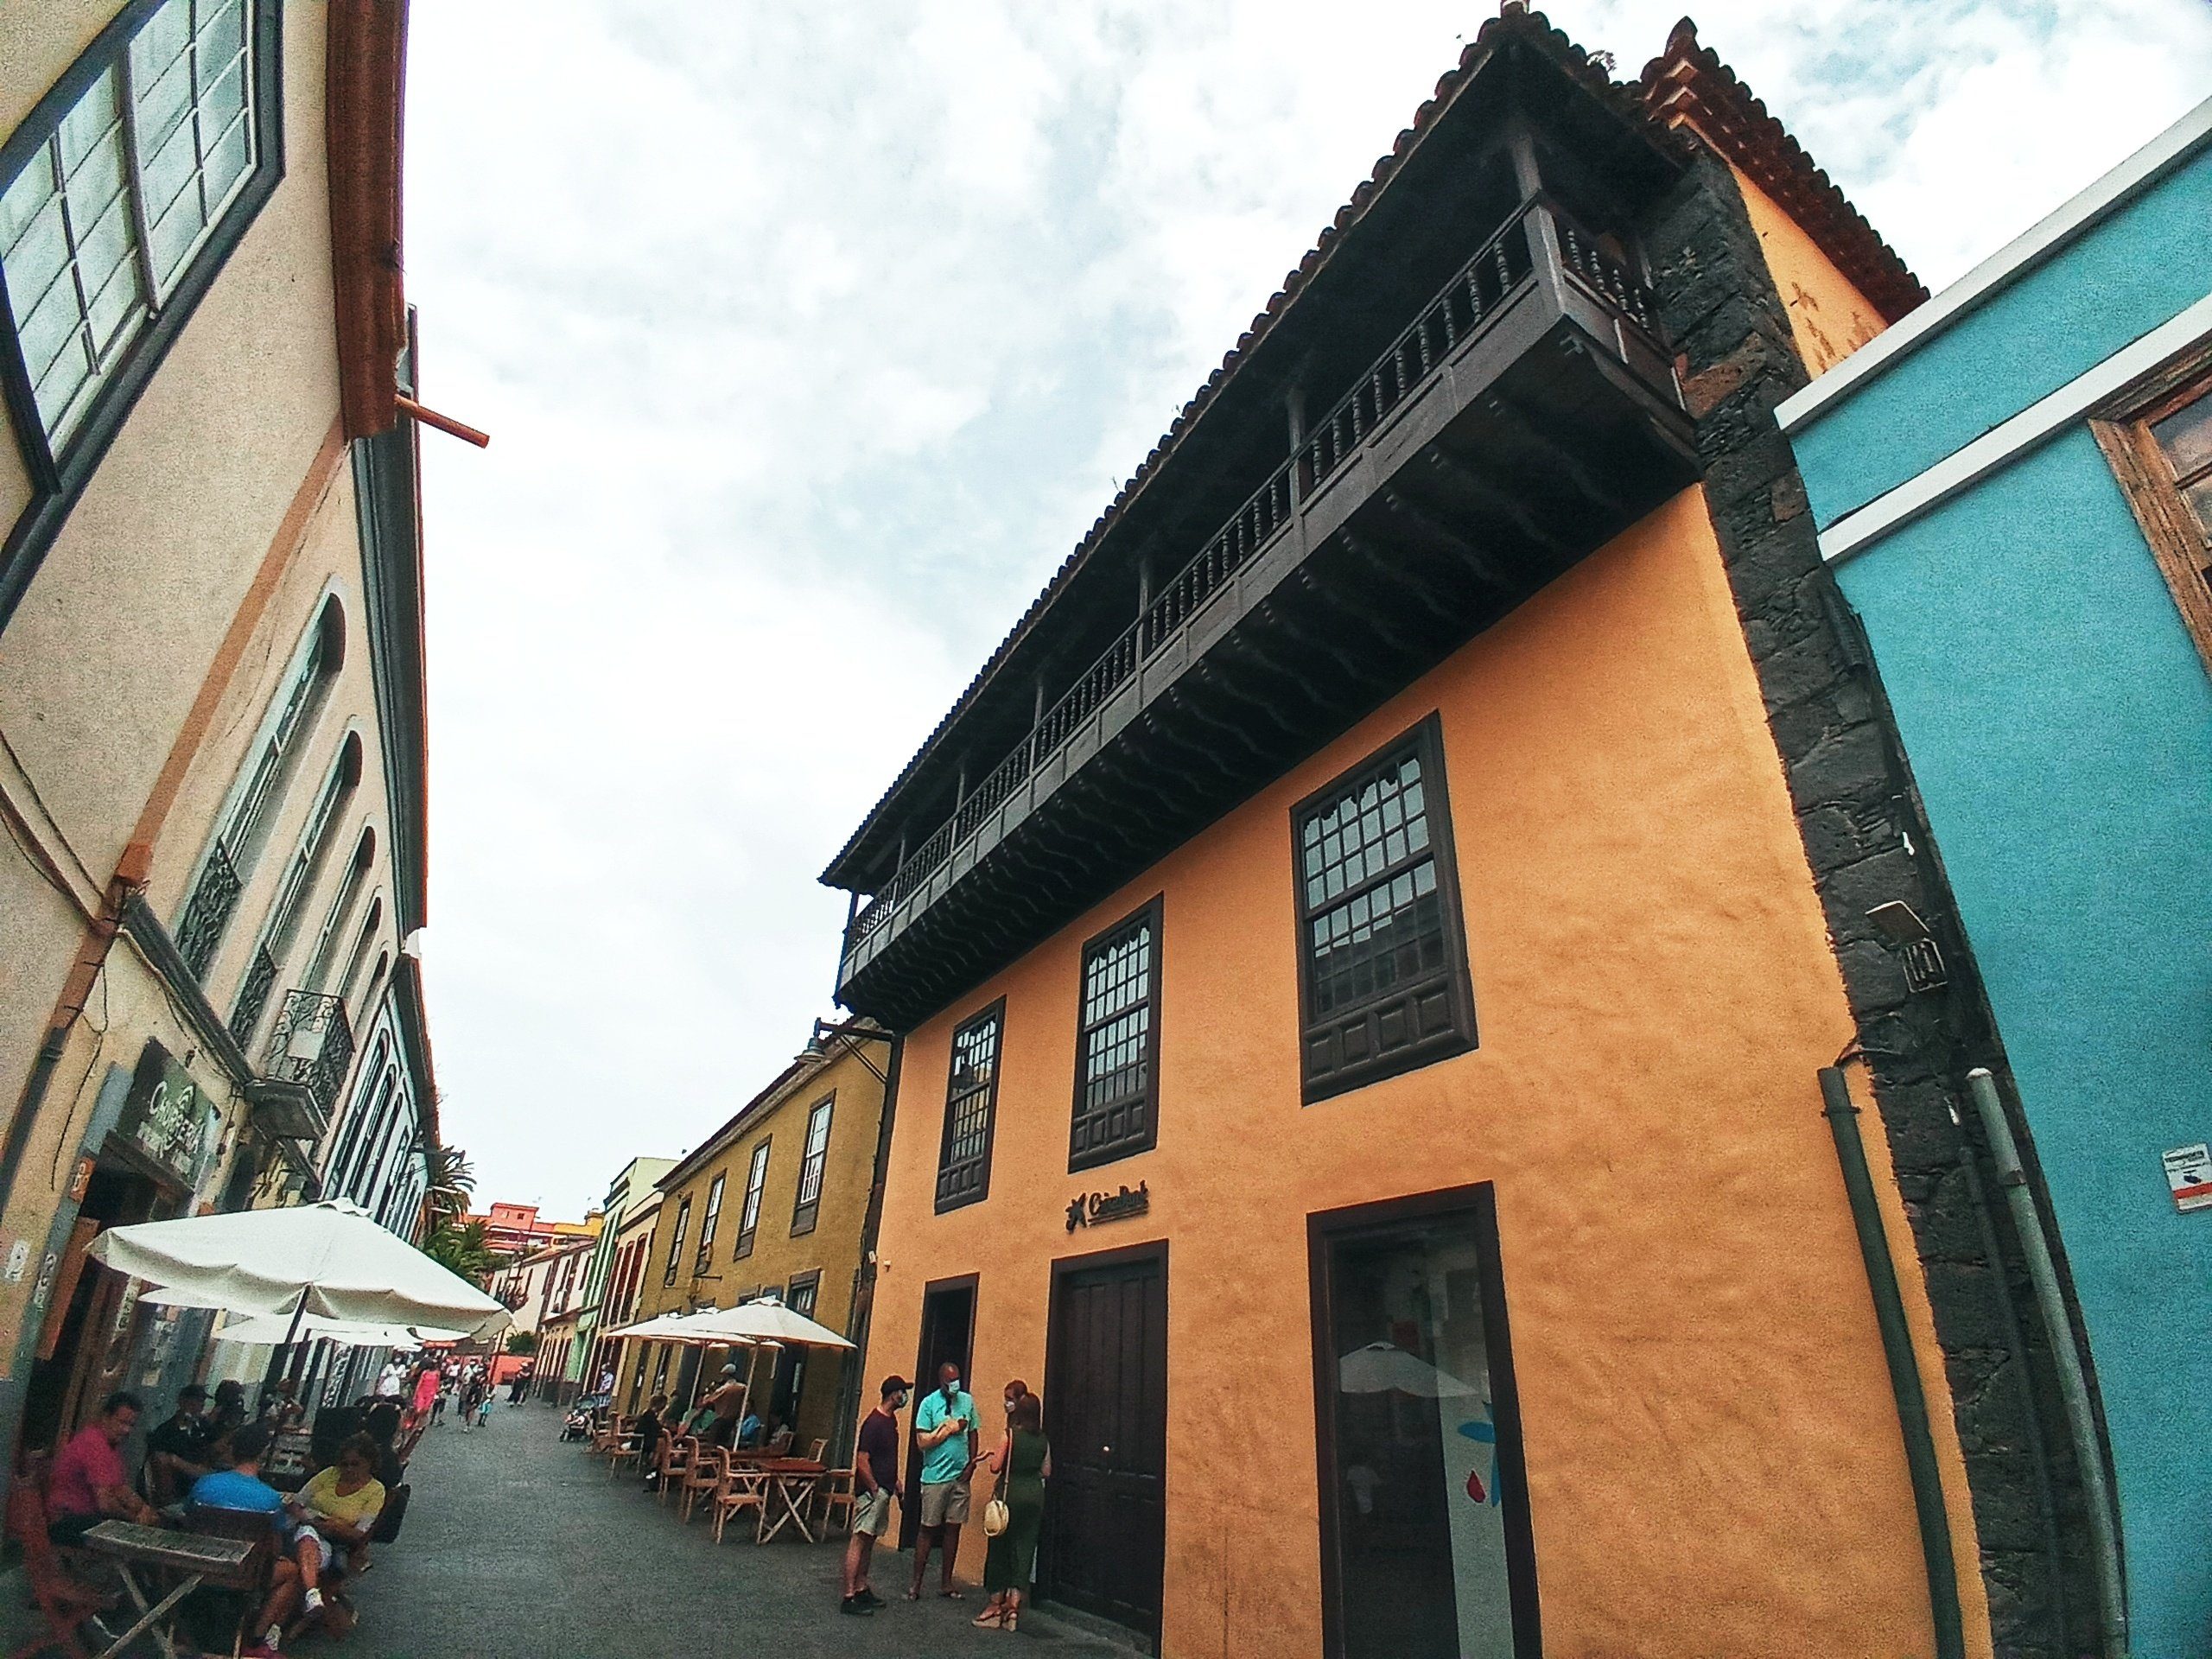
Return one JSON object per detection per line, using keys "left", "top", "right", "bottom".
{"left": 0, "top": 2, "right": 454, "bottom": 1462}
{"left": 620, "top": 1024, "right": 892, "bottom": 1453}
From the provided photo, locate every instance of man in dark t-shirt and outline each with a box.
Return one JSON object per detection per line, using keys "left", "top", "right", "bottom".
{"left": 841, "top": 1375, "right": 910, "bottom": 1616}
{"left": 146, "top": 1384, "right": 212, "bottom": 1506}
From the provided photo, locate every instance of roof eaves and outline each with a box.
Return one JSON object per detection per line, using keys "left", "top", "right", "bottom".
{"left": 1637, "top": 18, "right": 1928, "bottom": 324}
{"left": 821, "top": 3, "right": 1669, "bottom": 887}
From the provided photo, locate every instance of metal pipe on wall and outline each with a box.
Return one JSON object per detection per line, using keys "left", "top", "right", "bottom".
{"left": 1817, "top": 1065, "right": 1967, "bottom": 1659}
{"left": 1966, "top": 1067, "right": 2129, "bottom": 1658}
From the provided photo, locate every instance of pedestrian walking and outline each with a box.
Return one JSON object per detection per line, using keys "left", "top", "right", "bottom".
{"left": 906, "top": 1362, "right": 978, "bottom": 1601}
{"left": 457, "top": 1370, "right": 485, "bottom": 1433}
{"left": 507, "top": 1363, "right": 531, "bottom": 1406}
{"left": 430, "top": 1367, "right": 450, "bottom": 1426}
{"left": 975, "top": 1390, "right": 1051, "bottom": 1631}
{"left": 474, "top": 1382, "right": 494, "bottom": 1429}
{"left": 840, "top": 1375, "right": 909, "bottom": 1616}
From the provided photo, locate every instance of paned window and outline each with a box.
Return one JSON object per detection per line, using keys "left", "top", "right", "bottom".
{"left": 935, "top": 1001, "right": 1004, "bottom": 1212}
{"left": 662, "top": 1197, "right": 690, "bottom": 1287}
{"left": 0, "top": 0, "right": 263, "bottom": 459}
{"left": 2096, "top": 355, "right": 2212, "bottom": 672}
{"left": 1070, "top": 899, "right": 1162, "bottom": 1170}
{"left": 791, "top": 1096, "right": 833, "bottom": 1236}
{"left": 1292, "top": 716, "right": 1476, "bottom": 1102}
{"left": 695, "top": 1173, "right": 725, "bottom": 1275}
{"left": 777, "top": 1271, "right": 822, "bottom": 1421}
{"left": 734, "top": 1139, "right": 771, "bottom": 1259}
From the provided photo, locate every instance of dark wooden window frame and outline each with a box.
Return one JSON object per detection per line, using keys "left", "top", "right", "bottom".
{"left": 2092, "top": 338, "right": 2212, "bottom": 673}
{"left": 1068, "top": 894, "right": 1164, "bottom": 1173}
{"left": 935, "top": 997, "right": 1006, "bottom": 1213}
{"left": 0, "top": 0, "right": 285, "bottom": 636}
{"left": 660, "top": 1196, "right": 690, "bottom": 1289}
{"left": 790, "top": 1092, "right": 835, "bottom": 1237}
{"left": 733, "top": 1136, "right": 772, "bottom": 1261}
{"left": 1290, "top": 712, "right": 1478, "bottom": 1103}
{"left": 1306, "top": 1183, "right": 1540, "bottom": 1659}
{"left": 694, "top": 1170, "right": 725, "bottom": 1277}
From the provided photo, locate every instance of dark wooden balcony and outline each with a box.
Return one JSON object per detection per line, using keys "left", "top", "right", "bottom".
{"left": 833, "top": 183, "right": 1695, "bottom": 1028}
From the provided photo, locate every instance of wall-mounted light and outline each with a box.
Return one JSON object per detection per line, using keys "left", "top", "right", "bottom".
{"left": 1866, "top": 900, "right": 1948, "bottom": 993}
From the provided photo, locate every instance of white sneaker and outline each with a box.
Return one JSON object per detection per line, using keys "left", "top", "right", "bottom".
{"left": 302, "top": 1586, "right": 324, "bottom": 1616}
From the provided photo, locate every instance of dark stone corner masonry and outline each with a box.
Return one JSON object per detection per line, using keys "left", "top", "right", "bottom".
{"left": 1638, "top": 149, "right": 2107, "bottom": 1659}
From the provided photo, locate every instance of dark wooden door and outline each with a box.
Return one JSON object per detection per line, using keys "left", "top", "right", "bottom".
{"left": 1041, "top": 1244, "right": 1166, "bottom": 1647}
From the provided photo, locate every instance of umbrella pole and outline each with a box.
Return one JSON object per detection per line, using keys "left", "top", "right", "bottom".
{"left": 280, "top": 1297, "right": 309, "bottom": 1394}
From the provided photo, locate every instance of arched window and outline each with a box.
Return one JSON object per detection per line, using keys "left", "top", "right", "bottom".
{"left": 323, "top": 1031, "right": 389, "bottom": 1185}
{"left": 228, "top": 730, "right": 360, "bottom": 1046}
{"left": 175, "top": 596, "right": 344, "bottom": 978}
{"left": 353, "top": 949, "right": 391, "bottom": 1030}
{"left": 335, "top": 895, "right": 384, "bottom": 1014}
{"left": 303, "top": 826, "right": 375, "bottom": 992}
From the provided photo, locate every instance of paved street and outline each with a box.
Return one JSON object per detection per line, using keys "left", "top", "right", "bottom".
{"left": 338, "top": 1407, "right": 1130, "bottom": 1659}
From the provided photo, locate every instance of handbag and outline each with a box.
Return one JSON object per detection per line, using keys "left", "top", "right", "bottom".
{"left": 981, "top": 1446, "right": 1011, "bottom": 1537}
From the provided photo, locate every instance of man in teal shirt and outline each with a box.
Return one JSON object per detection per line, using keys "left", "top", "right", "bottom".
{"left": 907, "top": 1361, "right": 977, "bottom": 1599}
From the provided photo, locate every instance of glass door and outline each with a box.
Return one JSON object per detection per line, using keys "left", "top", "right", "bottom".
{"left": 1312, "top": 1186, "right": 1537, "bottom": 1659}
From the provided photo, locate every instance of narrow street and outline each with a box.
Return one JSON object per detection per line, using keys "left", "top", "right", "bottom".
{"left": 343, "top": 1408, "right": 1129, "bottom": 1659}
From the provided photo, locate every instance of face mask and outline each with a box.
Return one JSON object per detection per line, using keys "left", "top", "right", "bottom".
{"left": 944, "top": 1378, "right": 959, "bottom": 1397}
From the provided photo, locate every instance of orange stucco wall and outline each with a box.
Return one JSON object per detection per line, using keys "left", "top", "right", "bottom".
{"left": 1727, "top": 163, "right": 1889, "bottom": 378}
{"left": 863, "top": 486, "right": 1975, "bottom": 1657}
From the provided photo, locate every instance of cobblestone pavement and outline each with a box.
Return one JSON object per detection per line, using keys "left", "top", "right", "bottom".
{"left": 334, "top": 1405, "right": 1132, "bottom": 1659}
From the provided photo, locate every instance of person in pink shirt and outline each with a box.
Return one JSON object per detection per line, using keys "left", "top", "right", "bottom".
{"left": 48, "top": 1392, "right": 157, "bottom": 1544}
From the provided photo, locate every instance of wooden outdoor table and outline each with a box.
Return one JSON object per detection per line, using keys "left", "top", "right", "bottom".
{"left": 755, "top": 1459, "right": 828, "bottom": 1545}
{"left": 81, "top": 1521, "right": 254, "bottom": 1659}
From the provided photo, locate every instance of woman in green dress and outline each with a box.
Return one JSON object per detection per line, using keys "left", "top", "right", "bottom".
{"left": 976, "top": 1390, "right": 1050, "bottom": 1630}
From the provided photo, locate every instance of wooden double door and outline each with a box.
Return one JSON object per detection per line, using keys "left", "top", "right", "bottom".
{"left": 1040, "top": 1243, "right": 1167, "bottom": 1649}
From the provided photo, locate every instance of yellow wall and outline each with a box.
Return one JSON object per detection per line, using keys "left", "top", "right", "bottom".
{"left": 863, "top": 486, "right": 1974, "bottom": 1657}
{"left": 1726, "top": 164, "right": 1889, "bottom": 378}
{"left": 632, "top": 1039, "right": 887, "bottom": 1448}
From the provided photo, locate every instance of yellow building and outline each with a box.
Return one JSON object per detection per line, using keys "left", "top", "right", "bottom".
{"left": 620, "top": 1024, "right": 890, "bottom": 1455}
{"left": 0, "top": 1, "right": 454, "bottom": 1462}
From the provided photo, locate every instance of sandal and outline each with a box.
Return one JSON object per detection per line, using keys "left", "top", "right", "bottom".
{"left": 972, "top": 1606, "right": 1004, "bottom": 1628}
{"left": 941, "top": 1588, "right": 964, "bottom": 1599}
{"left": 1002, "top": 1610, "right": 1018, "bottom": 1632}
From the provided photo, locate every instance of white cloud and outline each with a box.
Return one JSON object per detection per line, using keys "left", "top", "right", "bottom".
{"left": 404, "top": 0, "right": 2212, "bottom": 1214}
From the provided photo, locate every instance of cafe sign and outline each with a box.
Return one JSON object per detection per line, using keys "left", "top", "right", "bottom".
{"left": 117, "top": 1040, "right": 219, "bottom": 1191}
{"left": 1066, "top": 1181, "right": 1150, "bottom": 1233}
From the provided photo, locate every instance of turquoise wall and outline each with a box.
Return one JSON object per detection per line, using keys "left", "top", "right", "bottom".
{"left": 1827, "top": 429, "right": 2212, "bottom": 1657}
{"left": 1791, "top": 149, "right": 2212, "bottom": 524}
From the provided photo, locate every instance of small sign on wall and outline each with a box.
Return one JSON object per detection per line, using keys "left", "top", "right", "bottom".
{"left": 2161, "top": 1143, "right": 2212, "bottom": 1212}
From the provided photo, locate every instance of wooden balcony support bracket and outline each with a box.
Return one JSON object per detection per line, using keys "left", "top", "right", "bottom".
{"left": 1420, "top": 446, "right": 1571, "bottom": 558}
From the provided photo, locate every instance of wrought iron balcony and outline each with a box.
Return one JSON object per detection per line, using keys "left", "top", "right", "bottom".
{"left": 264, "top": 988, "right": 356, "bottom": 1117}
{"left": 174, "top": 842, "right": 242, "bottom": 980}
{"left": 834, "top": 188, "right": 1694, "bottom": 1027}
{"left": 229, "top": 944, "right": 278, "bottom": 1049}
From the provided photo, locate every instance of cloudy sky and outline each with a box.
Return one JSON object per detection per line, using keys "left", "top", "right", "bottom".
{"left": 402, "top": 0, "right": 2212, "bottom": 1217}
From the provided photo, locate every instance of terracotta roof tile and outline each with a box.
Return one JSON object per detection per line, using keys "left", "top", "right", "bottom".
{"left": 1637, "top": 17, "right": 1928, "bottom": 323}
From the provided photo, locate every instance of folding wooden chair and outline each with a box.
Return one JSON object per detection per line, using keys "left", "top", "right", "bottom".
{"left": 656, "top": 1436, "right": 694, "bottom": 1505}
{"left": 6, "top": 1463, "right": 105, "bottom": 1659}
{"left": 814, "top": 1465, "right": 857, "bottom": 1536}
{"left": 606, "top": 1424, "right": 645, "bottom": 1479}
{"left": 710, "top": 1464, "right": 768, "bottom": 1545}
{"left": 184, "top": 1504, "right": 280, "bottom": 1657}
{"left": 678, "top": 1445, "right": 727, "bottom": 1524}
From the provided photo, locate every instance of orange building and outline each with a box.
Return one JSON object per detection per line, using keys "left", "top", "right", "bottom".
{"left": 823, "top": 12, "right": 2086, "bottom": 1659}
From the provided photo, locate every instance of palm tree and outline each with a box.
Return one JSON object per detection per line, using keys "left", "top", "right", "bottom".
{"left": 424, "top": 1143, "right": 476, "bottom": 1231}
{"left": 421, "top": 1217, "right": 505, "bottom": 1290}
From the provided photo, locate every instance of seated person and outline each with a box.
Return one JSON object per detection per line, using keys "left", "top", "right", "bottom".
{"left": 763, "top": 1413, "right": 793, "bottom": 1454}
{"left": 289, "top": 1433, "right": 386, "bottom": 1579}
{"left": 207, "top": 1380, "right": 248, "bottom": 1440}
{"left": 633, "top": 1394, "right": 670, "bottom": 1488}
{"left": 733, "top": 1408, "right": 764, "bottom": 1450}
{"left": 146, "top": 1384, "right": 213, "bottom": 1508}
{"left": 358, "top": 1400, "right": 405, "bottom": 1488}
{"left": 188, "top": 1423, "right": 315, "bottom": 1656}
{"left": 48, "top": 1391, "right": 159, "bottom": 1544}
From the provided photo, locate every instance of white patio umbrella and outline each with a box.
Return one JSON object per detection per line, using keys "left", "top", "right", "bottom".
{"left": 86, "top": 1199, "right": 511, "bottom": 1341}
{"left": 217, "top": 1311, "right": 466, "bottom": 1348}
{"left": 600, "top": 1310, "right": 755, "bottom": 1344}
{"left": 685, "top": 1295, "right": 854, "bottom": 1350}
{"left": 1337, "top": 1341, "right": 1480, "bottom": 1399}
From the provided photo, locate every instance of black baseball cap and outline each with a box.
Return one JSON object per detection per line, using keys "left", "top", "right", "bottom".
{"left": 177, "top": 1384, "right": 207, "bottom": 1402}
{"left": 880, "top": 1375, "right": 912, "bottom": 1397}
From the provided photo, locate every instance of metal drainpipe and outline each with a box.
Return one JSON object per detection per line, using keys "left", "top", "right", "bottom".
{"left": 1966, "top": 1067, "right": 2129, "bottom": 1658}
{"left": 1817, "top": 1066, "right": 1966, "bottom": 1659}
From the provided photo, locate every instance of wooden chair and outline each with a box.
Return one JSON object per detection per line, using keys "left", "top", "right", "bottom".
{"left": 5, "top": 1461, "right": 106, "bottom": 1659}
{"left": 184, "top": 1503, "right": 281, "bottom": 1656}
{"left": 656, "top": 1436, "right": 695, "bottom": 1505}
{"left": 814, "top": 1465, "right": 857, "bottom": 1536}
{"left": 709, "top": 1464, "right": 768, "bottom": 1545}
{"left": 606, "top": 1424, "right": 646, "bottom": 1479}
{"left": 678, "top": 1445, "right": 727, "bottom": 1524}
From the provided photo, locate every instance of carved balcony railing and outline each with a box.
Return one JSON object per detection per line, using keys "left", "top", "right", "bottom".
{"left": 843, "top": 195, "right": 1669, "bottom": 976}
{"left": 265, "top": 988, "right": 355, "bottom": 1116}
{"left": 229, "top": 944, "right": 278, "bottom": 1048}
{"left": 175, "top": 842, "right": 244, "bottom": 980}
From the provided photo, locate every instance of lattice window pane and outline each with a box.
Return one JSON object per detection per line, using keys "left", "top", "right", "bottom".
{"left": 938, "top": 1005, "right": 1002, "bottom": 1209}
{"left": 130, "top": 0, "right": 255, "bottom": 296}
{"left": 1072, "top": 909, "right": 1160, "bottom": 1166}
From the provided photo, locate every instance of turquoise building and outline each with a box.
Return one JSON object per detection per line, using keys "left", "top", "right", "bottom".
{"left": 1782, "top": 101, "right": 2212, "bottom": 1657}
